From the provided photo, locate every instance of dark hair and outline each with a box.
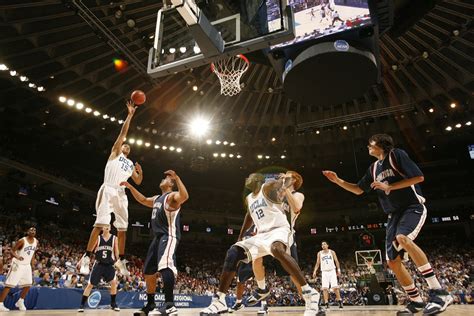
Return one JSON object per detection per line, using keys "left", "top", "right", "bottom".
{"left": 321, "top": 240, "right": 328, "bottom": 245}
{"left": 368, "top": 134, "right": 394, "bottom": 153}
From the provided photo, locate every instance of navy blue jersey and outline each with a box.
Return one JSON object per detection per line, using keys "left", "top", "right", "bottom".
{"left": 95, "top": 235, "right": 116, "bottom": 265}
{"left": 151, "top": 192, "right": 181, "bottom": 240}
{"left": 357, "top": 149, "right": 425, "bottom": 214}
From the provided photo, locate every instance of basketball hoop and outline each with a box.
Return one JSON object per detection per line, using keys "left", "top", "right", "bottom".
{"left": 211, "top": 54, "right": 249, "bottom": 97}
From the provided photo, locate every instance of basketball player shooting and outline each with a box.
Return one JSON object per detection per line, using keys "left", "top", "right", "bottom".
{"left": 322, "top": 134, "right": 453, "bottom": 315}
{"left": 121, "top": 170, "right": 188, "bottom": 316}
{"left": 200, "top": 173, "right": 325, "bottom": 316}
{"left": 248, "top": 171, "right": 305, "bottom": 310}
{"left": 0, "top": 227, "right": 38, "bottom": 312}
{"left": 78, "top": 100, "right": 143, "bottom": 277}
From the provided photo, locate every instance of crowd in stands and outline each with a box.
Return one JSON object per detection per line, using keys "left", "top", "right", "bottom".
{"left": 1, "top": 216, "right": 472, "bottom": 307}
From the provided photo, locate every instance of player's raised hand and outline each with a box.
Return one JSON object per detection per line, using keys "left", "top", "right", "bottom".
{"left": 134, "top": 162, "right": 142, "bottom": 174}
{"left": 283, "top": 176, "right": 296, "bottom": 189}
{"left": 120, "top": 181, "right": 132, "bottom": 189}
{"left": 322, "top": 170, "right": 338, "bottom": 183}
{"left": 126, "top": 100, "right": 136, "bottom": 116}
{"left": 164, "top": 170, "right": 177, "bottom": 179}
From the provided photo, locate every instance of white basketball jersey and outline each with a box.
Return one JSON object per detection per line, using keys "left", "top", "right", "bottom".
{"left": 320, "top": 250, "right": 336, "bottom": 271}
{"left": 103, "top": 153, "right": 134, "bottom": 186}
{"left": 246, "top": 186, "right": 289, "bottom": 233}
{"left": 13, "top": 237, "right": 37, "bottom": 265}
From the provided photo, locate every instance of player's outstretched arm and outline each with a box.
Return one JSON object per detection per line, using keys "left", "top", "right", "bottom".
{"left": 322, "top": 170, "right": 364, "bottom": 195}
{"left": 165, "top": 170, "right": 189, "bottom": 208}
{"left": 312, "top": 252, "right": 321, "bottom": 279}
{"left": 120, "top": 181, "right": 156, "bottom": 208}
{"left": 131, "top": 162, "right": 143, "bottom": 185}
{"left": 110, "top": 101, "right": 136, "bottom": 160}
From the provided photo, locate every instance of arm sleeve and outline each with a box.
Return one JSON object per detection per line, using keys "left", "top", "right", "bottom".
{"left": 357, "top": 166, "right": 373, "bottom": 193}
{"left": 393, "top": 149, "right": 424, "bottom": 178}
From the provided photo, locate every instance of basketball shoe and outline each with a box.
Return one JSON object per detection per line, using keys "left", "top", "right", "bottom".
{"left": 15, "top": 298, "right": 26, "bottom": 311}
{"left": 396, "top": 301, "right": 426, "bottom": 315}
{"left": 111, "top": 303, "right": 120, "bottom": 312}
{"left": 134, "top": 302, "right": 156, "bottom": 316}
{"left": 149, "top": 304, "right": 178, "bottom": 316}
{"left": 228, "top": 301, "right": 244, "bottom": 313}
{"left": 302, "top": 288, "right": 326, "bottom": 316}
{"left": 246, "top": 288, "right": 270, "bottom": 306}
{"left": 114, "top": 258, "right": 130, "bottom": 277}
{"left": 200, "top": 295, "right": 227, "bottom": 315}
{"left": 77, "top": 305, "right": 84, "bottom": 312}
{"left": 423, "top": 289, "right": 454, "bottom": 315}
{"left": 0, "top": 303, "right": 9, "bottom": 311}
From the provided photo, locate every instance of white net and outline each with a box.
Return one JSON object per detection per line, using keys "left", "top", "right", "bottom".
{"left": 211, "top": 55, "right": 249, "bottom": 97}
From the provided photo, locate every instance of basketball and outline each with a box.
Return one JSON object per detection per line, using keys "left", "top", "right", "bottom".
{"left": 131, "top": 90, "right": 146, "bottom": 105}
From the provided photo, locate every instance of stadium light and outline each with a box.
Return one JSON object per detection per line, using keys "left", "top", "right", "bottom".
{"left": 189, "top": 117, "right": 210, "bottom": 137}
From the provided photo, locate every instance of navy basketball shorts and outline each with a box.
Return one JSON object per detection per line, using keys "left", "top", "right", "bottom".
{"left": 89, "top": 262, "right": 116, "bottom": 286}
{"left": 237, "top": 261, "right": 254, "bottom": 283}
{"left": 144, "top": 234, "right": 179, "bottom": 275}
{"left": 385, "top": 205, "right": 427, "bottom": 260}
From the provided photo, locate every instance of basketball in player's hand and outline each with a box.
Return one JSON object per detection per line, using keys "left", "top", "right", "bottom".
{"left": 131, "top": 90, "right": 146, "bottom": 105}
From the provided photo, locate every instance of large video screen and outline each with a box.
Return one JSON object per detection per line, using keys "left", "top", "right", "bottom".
{"left": 268, "top": 0, "right": 372, "bottom": 49}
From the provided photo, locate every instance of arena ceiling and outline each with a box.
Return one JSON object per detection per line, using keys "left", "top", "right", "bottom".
{"left": 0, "top": 0, "right": 473, "bottom": 177}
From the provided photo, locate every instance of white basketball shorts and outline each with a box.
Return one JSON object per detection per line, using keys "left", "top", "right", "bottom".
{"left": 321, "top": 269, "right": 339, "bottom": 289}
{"left": 94, "top": 184, "right": 129, "bottom": 231}
{"left": 235, "top": 226, "right": 291, "bottom": 262}
{"left": 5, "top": 262, "right": 32, "bottom": 287}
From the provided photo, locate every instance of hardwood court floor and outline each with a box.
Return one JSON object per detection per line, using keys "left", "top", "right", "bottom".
{"left": 0, "top": 305, "right": 472, "bottom": 315}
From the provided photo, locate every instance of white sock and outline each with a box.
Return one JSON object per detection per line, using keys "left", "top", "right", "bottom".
{"left": 256, "top": 278, "right": 266, "bottom": 290}
{"left": 261, "top": 300, "right": 267, "bottom": 307}
{"left": 402, "top": 284, "right": 423, "bottom": 303}
{"left": 217, "top": 292, "right": 226, "bottom": 302}
{"left": 236, "top": 299, "right": 242, "bottom": 303}
{"left": 301, "top": 284, "right": 312, "bottom": 292}
{"left": 418, "top": 263, "right": 441, "bottom": 290}
{"left": 18, "top": 298, "right": 23, "bottom": 302}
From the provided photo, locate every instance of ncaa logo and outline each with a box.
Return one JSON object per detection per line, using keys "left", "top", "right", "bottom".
{"left": 88, "top": 291, "right": 102, "bottom": 308}
{"left": 334, "top": 40, "right": 349, "bottom": 52}
{"left": 373, "top": 293, "right": 381, "bottom": 302}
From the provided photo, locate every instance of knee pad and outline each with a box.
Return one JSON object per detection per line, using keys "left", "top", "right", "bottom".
{"left": 223, "top": 246, "right": 246, "bottom": 272}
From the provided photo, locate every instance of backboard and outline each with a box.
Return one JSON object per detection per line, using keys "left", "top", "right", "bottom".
{"left": 147, "top": 0, "right": 295, "bottom": 78}
{"left": 355, "top": 249, "right": 382, "bottom": 267}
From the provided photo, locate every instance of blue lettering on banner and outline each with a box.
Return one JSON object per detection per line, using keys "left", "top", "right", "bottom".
{"left": 334, "top": 40, "right": 349, "bottom": 52}
{"left": 88, "top": 291, "right": 102, "bottom": 308}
